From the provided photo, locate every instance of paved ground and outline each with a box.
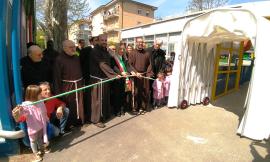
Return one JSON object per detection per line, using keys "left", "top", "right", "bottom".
{"left": 2, "top": 84, "right": 270, "bottom": 162}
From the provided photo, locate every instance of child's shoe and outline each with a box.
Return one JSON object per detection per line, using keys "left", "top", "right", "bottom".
{"left": 39, "top": 147, "right": 51, "bottom": 156}
{"left": 32, "top": 154, "right": 43, "bottom": 162}
{"left": 44, "top": 147, "right": 51, "bottom": 153}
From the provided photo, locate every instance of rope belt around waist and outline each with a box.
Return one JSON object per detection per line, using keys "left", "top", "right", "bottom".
{"left": 62, "top": 77, "right": 83, "bottom": 119}
{"left": 23, "top": 75, "right": 153, "bottom": 108}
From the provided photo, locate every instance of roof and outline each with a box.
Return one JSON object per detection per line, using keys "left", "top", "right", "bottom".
{"left": 122, "top": 1, "right": 270, "bottom": 32}
{"left": 126, "top": 0, "right": 157, "bottom": 10}
{"left": 90, "top": 0, "right": 157, "bottom": 16}
{"left": 121, "top": 11, "right": 204, "bottom": 31}
{"left": 90, "top": 5, "right": 105, "bottom": 15}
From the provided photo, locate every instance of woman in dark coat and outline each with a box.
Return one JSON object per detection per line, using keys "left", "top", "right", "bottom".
{"left": 111, "top": 44, "right": 135, "bottom": 116}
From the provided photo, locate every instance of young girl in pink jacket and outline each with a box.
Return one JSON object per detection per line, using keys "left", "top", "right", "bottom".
{"left": 12, "top": 85, "right": 48, "bottom": 162}
{"left": 164, "top": 66, "right": 172, "bottom": 104}
{"left": 152, "top": 72, "right": 165, "bottom": 108}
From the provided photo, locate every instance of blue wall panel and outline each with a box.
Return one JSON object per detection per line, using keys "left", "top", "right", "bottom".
{"left": 0, "top": 0, "right": 20, "bottom": 156}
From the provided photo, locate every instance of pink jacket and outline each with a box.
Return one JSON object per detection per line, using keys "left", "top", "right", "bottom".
{"left": 152, "top": 79, "right": 165, "bottom": 99}
{"left": 164, "top": 75, "right": 171, "bottom": 97}
{"left": 20, "top": 101, "right": 48, "bottom": 143}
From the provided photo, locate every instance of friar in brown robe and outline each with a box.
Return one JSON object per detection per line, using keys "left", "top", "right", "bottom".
{"left": 89, "top": 34, "right": 119, "bottom": 128}
{"left": 53, "top": 40, "right": 84, "bottom": 127}
{"left": 128, "top": 38, "right": 153, "bottom": 114}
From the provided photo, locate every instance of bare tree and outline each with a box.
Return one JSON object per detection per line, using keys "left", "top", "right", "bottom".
{"left": 36, "top": 0, "right": 90, "bottom": 51}
{"left": 52, "top": 0, "right": 68, "bottom": 51}
{"left": 44, "top": 0, "right": 53, "bottom": 40}
{"left": 68, "top": 0, "right": 91, "bottom": 26}
{"left": 187, "top": 0, "right": 228, "bottom": 12}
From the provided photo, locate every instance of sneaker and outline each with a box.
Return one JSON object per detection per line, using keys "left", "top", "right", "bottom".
{"left": 121, "top": 111, "right": 125, "bottom": 116}
{"left": 64, "top": 127, "right": 72, "bottom": 132}
{"left": 44, "top": 147, "right": 51, "bottom": 154}
{"left": 116, "top": 112, "right": 121, "bottom": 117}
{"left": 37, "top": 151, "right": 42, "bottom": 156}
{"left": 59, "top": 130, "right": 68, "bottom": 136}
{"left": 32, "top": 154, "right": 43, "bottom": 162}
{"left": 94, "top": 122, "right": 105, "bottom": 128}
{"left": 140, "top": 110, "right": 147, "bottom": 115}
{"left": 39, "top": 146, "right": 51, "bottom": 155}
{"left": 129, "top": 110, "right": 138, "bottom": 116}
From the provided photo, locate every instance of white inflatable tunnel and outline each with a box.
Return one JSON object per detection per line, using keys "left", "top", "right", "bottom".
{"left": 168, "top": 9, "right": 270, "bottom": 140}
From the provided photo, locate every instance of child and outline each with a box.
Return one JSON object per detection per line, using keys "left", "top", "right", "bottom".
{"left": 39, "top": 82, "right": 69, "bottom": 136}
{"left": 152, "top": 72, "right": 165, "bottom": 108}
{"left": 164, "top": 66, "right": 172, "bottom": 104}
{"left": 12, "top": 85, "right": 49, "bottom": 162}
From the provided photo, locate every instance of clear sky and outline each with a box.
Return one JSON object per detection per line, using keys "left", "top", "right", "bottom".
{"left": 88, "top": 0, "right": 269, "bottom": 18}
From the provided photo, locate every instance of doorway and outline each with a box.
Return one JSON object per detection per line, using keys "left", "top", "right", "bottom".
{"left": 211, "top": 41, "right": 244, "bottom": 100}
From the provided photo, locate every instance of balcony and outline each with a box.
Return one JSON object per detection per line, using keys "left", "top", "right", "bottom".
{"left": 76, "top": 29, "right": 91, "bottom": 35}
{"left": 89, "top": 24, "right": 93, "bottom": 30}
{"left": 108, "top": 37, "right": 120, "bottom": 43}
{"left": 103, "top": 10, "right": 119, "bottom": 20}
{"left": 103, "top": 25, "right": 120, "bottom": 33}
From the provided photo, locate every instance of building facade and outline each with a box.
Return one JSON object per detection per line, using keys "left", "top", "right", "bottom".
{"left": 68, "top": 20, "right": 91, "bottom": 46}
{"left": 121, "top": 12, "right": 202, "bottom": 59}
{"left": 90, "top": 0, "right": 157, "bottom": 43}
{"left": 121, "top": 1, "right": 270, "bottom": 59}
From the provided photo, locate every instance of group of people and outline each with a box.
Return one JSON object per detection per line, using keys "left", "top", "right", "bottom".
{"left": 12, "top": 34, "right": 174, "bottom": 162}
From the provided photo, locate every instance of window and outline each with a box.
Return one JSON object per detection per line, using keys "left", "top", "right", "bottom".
{"left": 144, "top": 35, "right": 154, "bottom": 48}
{"left": 137, "top": 9, "right": 142, "bottom": 15}
{"left": 127, "top": 38, "right": 135, "bottom": 48}
{"left": 146, "top": 11, "right": 150, "bottom": 17}
{"left": 79, "top": 24, "right": 85, "bottom": 30}
{"left": 168, "top": 43, "right": 175, "bottom": 55}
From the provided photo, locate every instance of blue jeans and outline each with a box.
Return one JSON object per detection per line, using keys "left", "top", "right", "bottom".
{"left": 50, "top": 107, "right": 70, "bottom": 134}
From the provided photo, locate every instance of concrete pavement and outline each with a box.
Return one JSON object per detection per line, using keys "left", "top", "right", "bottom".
{"left": 3, "top": 84, "right": 270, "bottom": 162}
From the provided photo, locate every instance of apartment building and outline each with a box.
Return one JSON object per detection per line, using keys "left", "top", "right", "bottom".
{"left": 68, "top": 20, "right": 91, "bottom": 46}
{"left": 90, "top": 0, "right": 157, "bottom": 43}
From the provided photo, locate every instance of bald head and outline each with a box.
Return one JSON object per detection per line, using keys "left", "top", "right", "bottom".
{"left": 28, "top": 45, "right": 43, "bottom": 62}
{"left": 63, "top": 40, "right": 76, "bottom": 56}
{"left": 154, "top": 39, "right": 163, "bottom": 50}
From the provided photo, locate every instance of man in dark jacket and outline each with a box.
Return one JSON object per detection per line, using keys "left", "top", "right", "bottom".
{"left": 148, "top": 39, "right": 166, "bottom": 78}
{"left": 43, "top": 40, "right": 59, "bottom": 78}
{"left": 147, "top": 39, "right": 166, "bottom": 108}
{"left": 76, "top": 39, "right": 85, "bottom": 56}
{"left": 43, "top": 40, "right": 59, "bottom": 67}
{"left": 21, "top": 45, "right": 51, "bottom": 89}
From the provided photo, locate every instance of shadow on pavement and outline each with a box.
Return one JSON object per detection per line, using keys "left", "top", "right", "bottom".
{"left": 0, "top": 156, "right": 9, "bottom": 162}
{"left": 49, "top": 115, "right": 137, "bottom": 152}
{"left": 212, "top": 83, "right": 249, "bottom": 125}
{"left": 49, "top": 126, "right": 85, "bottom": 153}
{"left": 250, "top": 141, "right": 270, "bottom": 162}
